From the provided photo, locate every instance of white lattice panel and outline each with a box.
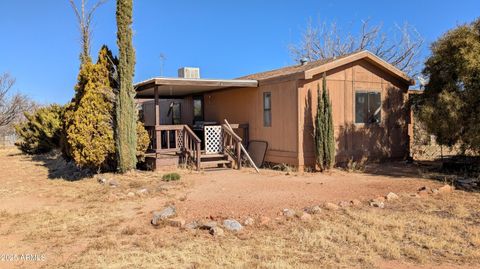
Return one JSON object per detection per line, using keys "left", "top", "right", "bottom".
{"left": 205, "top": 125, "right": 223, "bottom": 154}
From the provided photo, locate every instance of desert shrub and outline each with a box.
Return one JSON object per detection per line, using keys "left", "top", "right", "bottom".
{"left": 15, "top": 104, "right": 63, "bottom": 154}
{"left": 162, "top": 173, "right": 181, "bottom": 182}
{"left": 64, "top": 47, "right": 116, "bottom": 171}
{"left": 136, "top": 121, "right": 150, "bottom": 162}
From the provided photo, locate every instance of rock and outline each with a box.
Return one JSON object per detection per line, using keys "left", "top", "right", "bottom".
{"left": 185, "top": 221, "right": 199, "bottom": 230}
{"left": 167, "top": 218, "right": 185, "bottom": 228}
{"left": 418, "top": 186, "right": 431, "bottom": 193}
{"left": 324, "top": 202, "right": 340, "bottom": 211}
{"left": 369, "top": 200, "right": 385, "bottom": 208}
{"left": 304, "top": 205, "right": 322, "bottom": 215}
{"left": 127, "top": 192, "right": 135, "bottom": 197}
{"left": 209, "top": 226, "right": 224, "bottom": 237}
{"left": 417, "top": 190, "right": 429, "bottom": 198}
{"left": 259, "top": 216, "right": 271, "bottom": 226}
{"left": 439, "top": 184, "right": 454, "bottom": 194}
{"left": 151, "top": 205, "right": 176, "bottom": 226}
{"left": 374, "top": 196, "right": 386, "bottom": 202}
{"left": 223, "top": 219, "right": 243, "bottom": 232}
{"left": 136, "top": 188, "right": 148, "bottom": 195}
{"left": 199, "top": 221, "right": 217, "bottom": 230}
{"left": 431, "top": 188, "right": 440, "bottom": 195}
{"left": 244, "top": 217, "right": 255, "bottom": 226}
{"left": 97, "top": 176, "right": 107, "bottom": 184}
{"left": 300, "top": 212, "right": 312, "bottom": 222}
{"left": 282, "top": 208, "right": 296, "bottom": 218}
{"left": 350, "top": 199, "right": 362, "bottom": 206}
{"left": 338, "top": 201, "right": 350, "bottom": 208}
{"left": 385, "top": 192, "right": 399, "bottom": 201}
{"left": 108, "top": 179, "right": 119, "bottom": 188}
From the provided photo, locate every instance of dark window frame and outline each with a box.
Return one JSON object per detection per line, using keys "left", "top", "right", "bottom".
{"left": 192, "top": 95, "right": 204, "bottom": 123}
{"left": 263, "top": 92, "right": 272, "bottom": 127}
{"left": 354, "top": 90, "right": 382, "bottom": 124}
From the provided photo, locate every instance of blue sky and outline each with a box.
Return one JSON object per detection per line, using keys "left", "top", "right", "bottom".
{"left": 0, "top": 0, "right": 479, "bottom": 105}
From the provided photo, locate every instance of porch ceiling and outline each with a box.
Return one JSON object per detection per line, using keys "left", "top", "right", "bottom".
{"left": 135, "top": 77, "right": 258, "bottom": 98}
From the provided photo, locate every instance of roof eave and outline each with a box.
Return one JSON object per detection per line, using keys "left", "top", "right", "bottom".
{"left": 302, "top": 50, "right": 415, "bottom": 86}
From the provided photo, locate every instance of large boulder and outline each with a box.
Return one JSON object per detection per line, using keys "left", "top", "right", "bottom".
{"left": 324, "top": 202, "right": 340, "bottom": 211}
{"left": 209, "top": 226, "right": 224, "bottom": 237}
{"left": 386, "top": 192, "right": 399, "bottom": 201}
{"left": 304, "top": 205, "right": 322, "bottom": 215}
{"left": 439, "top": 184, "right": 454, "bottom": 194}
{"left": 223, "top": 219, "right": 243, "bottom": 232}
{"left": 151, "top": 205, "right": 176, "bottom": 226}
{"left": 282, "top": 208, "right": 296, "bottom": 218}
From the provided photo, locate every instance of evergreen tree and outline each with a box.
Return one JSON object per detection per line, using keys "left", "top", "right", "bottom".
{"left": 322, "top": 75, "right": 335, "bottom": 169}
{"left": 419, "top": 18, "right": 480, "bottom": 153}
{"left": 115, "top": 0, "right": 137, "bottom": 172}
{"left": 315, "top": 83, "right": 325, "bottom": 171}
{"left": 15, "top": 104, "right": 64, "bottom": 154}
{"left": 314, "top": 74, "right": 335, "bottom": 171}
{"left": 64, "top": 47, "right": 116, "bottom": 170}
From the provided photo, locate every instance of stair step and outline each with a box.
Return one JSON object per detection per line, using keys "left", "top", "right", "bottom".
{"left": 200, "top": 153, "right": 227, "bottom": 159}
{"left": 200, "top": 160, "right": 231, "bottom": 167}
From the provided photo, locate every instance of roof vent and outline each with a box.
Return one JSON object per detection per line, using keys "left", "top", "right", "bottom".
{"left": 178, "top": 67, "right": 200, "bottom": 79}
{"left": 300, "top": 58, "right": 309, "bottom": 66}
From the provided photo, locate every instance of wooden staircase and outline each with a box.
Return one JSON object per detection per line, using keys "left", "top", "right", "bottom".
{"left": 145, "top": 124, "right": 242, "bottom": 171}
{"left": 200, "top": 153, "right": 232, "bottom": 168}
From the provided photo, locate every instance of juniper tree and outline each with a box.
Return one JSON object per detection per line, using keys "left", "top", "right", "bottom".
{"left": 314, "top": 83, "right": 325, "bottom": 171}
{"left": 64, "top": 47, "right": 116, "bottom": 170}
{"left": 314, "top": 74, "right": 335, "bottom": 171}
{"left": 15, "top": 104, "right": 63, "bottom": 154}
{"left": 115, "top": 0, "right": 137, "bottom": 172}
{"left": 322, "top": 75, "right": 335, "bottom": 169}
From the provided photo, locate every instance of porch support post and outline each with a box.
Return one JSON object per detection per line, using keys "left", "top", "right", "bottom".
{"left": 154, "top": 86, "right": 160, "bottom": 126}
{"left": 154, "top": 86, "right": 161, "bottom": 154}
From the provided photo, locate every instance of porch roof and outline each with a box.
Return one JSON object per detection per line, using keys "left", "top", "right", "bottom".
{"left": 134, "top": 77, "right": 258, "bottom": 98}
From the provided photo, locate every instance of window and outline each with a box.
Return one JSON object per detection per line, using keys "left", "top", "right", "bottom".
{"left": 193, "top": 96, "right": 204, "bottom": 122}
{"left": 263, "top": 92, "right": 271, "bottom": 127}
{"left": 355, "top": 91, "right": 381, "bottom": 124}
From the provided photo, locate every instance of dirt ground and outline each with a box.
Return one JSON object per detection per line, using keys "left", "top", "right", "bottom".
{"left": 0, "top": 148, "right": 479, "bottom": 269}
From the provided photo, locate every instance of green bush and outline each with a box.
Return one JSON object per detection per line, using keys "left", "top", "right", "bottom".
{"left": 162, "top": 173, "right": 181, "bottom": 182}
{"left": 64, "top": 47, "right": 116, "bottom": 170}
{"left": 15, "top": 104, "right": 63, "bottom": 154}
{"left": 136, "top": 121, "right": 150, "bottom": 162}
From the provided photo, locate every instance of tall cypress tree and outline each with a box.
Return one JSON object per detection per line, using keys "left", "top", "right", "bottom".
{"left": 315, "top": 73, "right": 335, "bottom": 171}
{"left": 115, "top": 0, "right": 137, "bottom": 172}
{"left": 322, "top": 74, "right": 335, "bottom": 169}
{"left": 314, "top": 83, "right": 325, "bottom": 171}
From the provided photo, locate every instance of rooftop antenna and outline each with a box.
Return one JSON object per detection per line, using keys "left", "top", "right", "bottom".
{"left": 159, "top": 53, "right": 167, "bottom": 77}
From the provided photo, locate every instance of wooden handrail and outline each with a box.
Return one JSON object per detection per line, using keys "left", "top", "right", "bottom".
{"left": 221, "top": 124, "right": 242, "bottom": 143}
{"left": 221, "top": 124, "right": 243, "bottom": 169}
{"left": 155, "top": 125, "right": 184, "bottom": 131}
{"left": 183, "top": 125, "right": 201, "bottom": 143}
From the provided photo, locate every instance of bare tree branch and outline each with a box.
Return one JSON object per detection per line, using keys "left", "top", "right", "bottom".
{"left": 0, "top": 73, "right": 35, "bottom": 128}
{"left": 290, "top": 18, "right": 424, "bottom": 77}
{"left": 68, "top": 0, "right": 107, "bottom": 64}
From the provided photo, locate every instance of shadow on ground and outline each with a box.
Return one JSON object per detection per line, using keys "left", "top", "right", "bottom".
{"left": 29, "top": 151, "right": 92, "bottom": 181}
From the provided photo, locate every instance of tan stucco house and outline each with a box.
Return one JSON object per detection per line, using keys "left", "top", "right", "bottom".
{"left": 135, "top": 50, "right": 415, "bottom": 171}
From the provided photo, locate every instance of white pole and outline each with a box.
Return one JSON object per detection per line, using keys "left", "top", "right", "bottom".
{"left": 224, "top": 119, "right": 259, "bottom": 173}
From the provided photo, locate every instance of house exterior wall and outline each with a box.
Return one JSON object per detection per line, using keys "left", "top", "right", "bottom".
{"left": 203, "top": 80, "right": 299, "bottom": 165}
{"left": 298, "top": 59, "right": 409, "bottom": 169}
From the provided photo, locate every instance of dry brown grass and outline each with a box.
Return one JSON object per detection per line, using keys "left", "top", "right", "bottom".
{"left": 1, "top": 148, "right": 480, "bottom": 269}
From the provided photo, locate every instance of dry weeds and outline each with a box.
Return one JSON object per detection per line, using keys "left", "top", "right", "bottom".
{"left": 1, "top": 148, "right": 479, "bottom": 269}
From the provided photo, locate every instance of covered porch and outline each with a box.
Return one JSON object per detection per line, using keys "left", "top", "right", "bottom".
{"left": 135, "top": 77, "right": 258, "bottom": 170}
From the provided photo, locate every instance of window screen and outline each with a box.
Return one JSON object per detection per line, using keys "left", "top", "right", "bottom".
{"left": 355, "top": 91, "right": 381, "bottom": 124}
{"left": 263, "top": 92, "right": 271, "bottom": 127}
